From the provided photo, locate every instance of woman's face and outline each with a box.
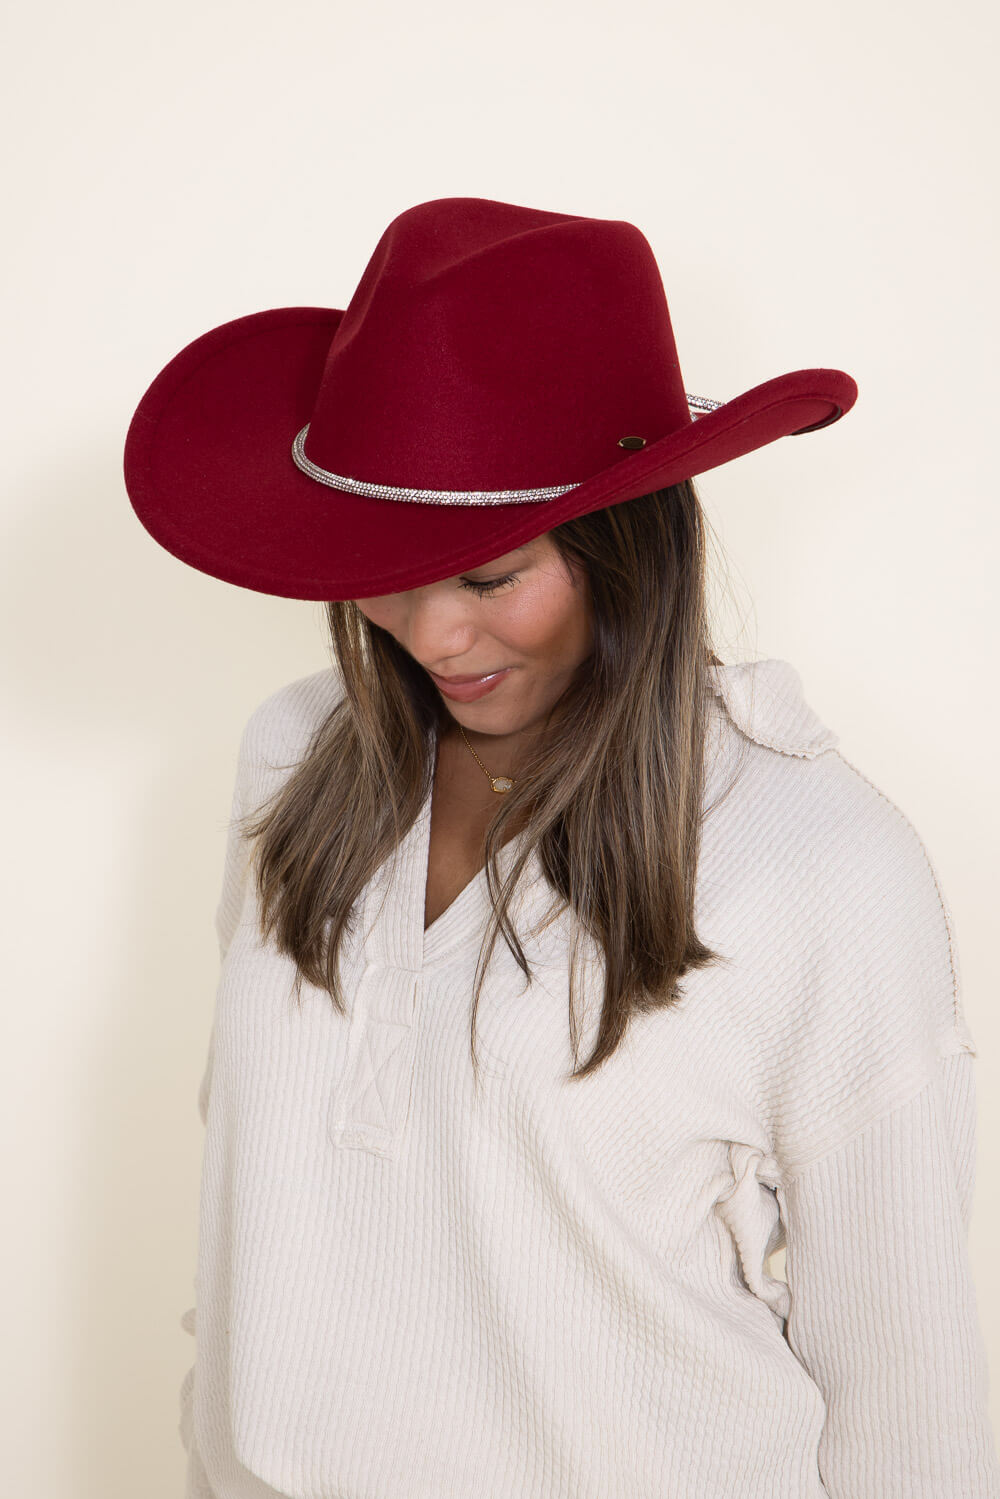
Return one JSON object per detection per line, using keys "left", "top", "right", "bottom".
{"left": 352, "top": 532, "right": 594, "bottom": 742}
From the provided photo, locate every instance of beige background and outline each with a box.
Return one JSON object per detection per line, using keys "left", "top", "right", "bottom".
{"left": 3, "top": 0, "right": 997, "bottom": 1492}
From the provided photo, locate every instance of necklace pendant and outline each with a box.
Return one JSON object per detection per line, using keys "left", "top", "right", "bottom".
{"left": 491, "top": 776, "right": 514, "bottom": 793}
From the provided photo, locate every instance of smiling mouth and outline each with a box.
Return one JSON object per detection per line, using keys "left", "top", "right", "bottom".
{"left": 429, "top": 668, "right": 508, "bottom": 684}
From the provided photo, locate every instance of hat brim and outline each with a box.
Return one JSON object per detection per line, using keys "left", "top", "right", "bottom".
{"left": 124, "top": 306, "right": 857, "bottom": 601}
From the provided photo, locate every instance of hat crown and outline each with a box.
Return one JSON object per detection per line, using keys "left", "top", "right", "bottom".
{"left": 303, "top": 196, "right": 693, "bottom": 493}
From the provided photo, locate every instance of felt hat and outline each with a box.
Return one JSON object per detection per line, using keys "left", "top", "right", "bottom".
{"left": 123, "top": 195, "right": 857, "bottom": 601}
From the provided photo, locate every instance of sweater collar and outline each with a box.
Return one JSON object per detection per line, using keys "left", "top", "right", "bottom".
{"left": 707, "top": 658, "right": 839, "bottom": 758}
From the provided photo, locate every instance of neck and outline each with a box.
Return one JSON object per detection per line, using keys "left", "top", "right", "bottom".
{"left": 446, "top": 716, "right": 546, "bottom": 766}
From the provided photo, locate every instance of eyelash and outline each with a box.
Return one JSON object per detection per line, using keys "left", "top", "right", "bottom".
{"left": 459, "top": 571, "right": 520, "bottom": 597}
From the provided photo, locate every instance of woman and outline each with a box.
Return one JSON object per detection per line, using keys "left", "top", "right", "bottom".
{"left": 124, "top": 196, "right": 1000, "bottom": 1498}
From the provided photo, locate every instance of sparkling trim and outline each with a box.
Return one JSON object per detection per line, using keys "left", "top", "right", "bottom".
{"left": 291, "top": 426, "right": 574, "bottom": 504}
{"left": 290, "top": 393, "right": 723, "bottom": 505}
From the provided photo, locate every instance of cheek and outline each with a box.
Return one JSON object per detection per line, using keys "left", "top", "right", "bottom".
{"left": 502, "top": 583, "right": 585, "bottom": 657}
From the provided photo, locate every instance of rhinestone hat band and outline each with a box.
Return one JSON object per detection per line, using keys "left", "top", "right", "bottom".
{"left": 290, "top": 394, "right": 723, "bottom": 505}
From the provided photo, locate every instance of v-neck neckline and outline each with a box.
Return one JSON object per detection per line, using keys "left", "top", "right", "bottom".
{"left": 416, "top": 785, "right": 491, "bottom": 959}
{"left": 419, "top": 723, "right": 534, "bottom": 962}
{"left": 358, "top": 781, "right": 546, "bottom": 971}
{"left": 414, "top": 786, "right": 508, "bottom": 964}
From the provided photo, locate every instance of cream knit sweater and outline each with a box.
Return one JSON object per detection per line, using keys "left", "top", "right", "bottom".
{"left": 178, "top": 658, "right": 1000, "bottom": 1498}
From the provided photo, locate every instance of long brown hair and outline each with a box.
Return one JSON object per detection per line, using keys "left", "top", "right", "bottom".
{"left": 240, "top": 479, "right": 744, "bottom": 1082}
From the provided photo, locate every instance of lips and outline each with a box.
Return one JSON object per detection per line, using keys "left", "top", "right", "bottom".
{"left": 429, "top": 667, "right": 513, "bottom": 701}
{"left": 431, "top": 669, "right": 507, "bottom": 684}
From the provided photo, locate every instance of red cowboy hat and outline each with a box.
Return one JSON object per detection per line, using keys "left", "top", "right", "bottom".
{"left": 123, "top": 195, "right": 857, "bottom": 601}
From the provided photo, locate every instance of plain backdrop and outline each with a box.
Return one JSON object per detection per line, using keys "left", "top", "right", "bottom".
{"left": 2, "top": 0, "right": 998, "bottom": 1493}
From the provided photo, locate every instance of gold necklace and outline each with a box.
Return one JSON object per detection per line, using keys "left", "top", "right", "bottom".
{"left": 459, "top": 723, "right": 516, "bottom": 794}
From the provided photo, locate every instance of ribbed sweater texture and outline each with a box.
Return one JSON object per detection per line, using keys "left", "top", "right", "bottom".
{"left": 177, "top": 658, "right": 1000, "bottom": 1498}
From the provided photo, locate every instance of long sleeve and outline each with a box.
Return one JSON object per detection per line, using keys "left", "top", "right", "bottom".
{"left": 178, "top": 728, "right": 256, "bottom": 1498}
{"left": 775, "top": 1048, "right": 1000, "bottom": 1497}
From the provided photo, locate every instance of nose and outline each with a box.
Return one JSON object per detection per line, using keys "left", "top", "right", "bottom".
{"left": 403, "top": 591, "right": 479, "bottom": 674}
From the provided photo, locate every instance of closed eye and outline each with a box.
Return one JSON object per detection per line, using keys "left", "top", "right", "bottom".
{"left": 459, "top": 571, "right": 520, "bottom": 597}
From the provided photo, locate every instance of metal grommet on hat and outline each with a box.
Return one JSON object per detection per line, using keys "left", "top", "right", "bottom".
{"left": 123, "top": 195, "right": 858, "bottom": 601}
